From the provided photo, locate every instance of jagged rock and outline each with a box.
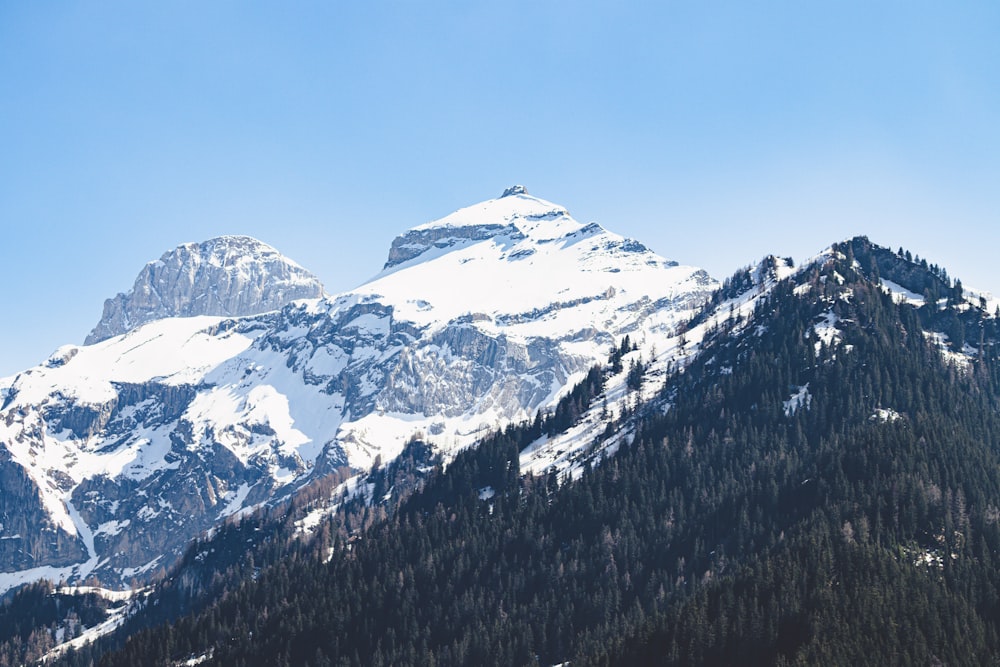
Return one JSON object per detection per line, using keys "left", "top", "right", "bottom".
{"left": 85, "top": 236, "right": 325, "bottom": 344}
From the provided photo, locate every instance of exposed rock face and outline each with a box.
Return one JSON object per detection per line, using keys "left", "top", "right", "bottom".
{"left": 85, "top": 236, "right": 325, "bottom": 344}
{"left": 501, "top": 184, "right": 529, "bottom": 197}
{"left": 0, "top": 188, "right": 718, "bottom": 590}
{"left": 384, "top": 223, "right": 521, "bottom": 270}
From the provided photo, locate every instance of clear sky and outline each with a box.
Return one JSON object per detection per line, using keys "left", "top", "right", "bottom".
{"left": 2, "top": 2, "right": 999, "bottom": 376}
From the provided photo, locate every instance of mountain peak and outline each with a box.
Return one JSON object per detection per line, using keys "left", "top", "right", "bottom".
{"left": 381, "top": 189, "right": 574, "bottom": 271}
{"left": 367, "top": 189, "right": 709, "bottom": 330}
{"left": 84, "top": 236, "right": 325, "bottom": 344}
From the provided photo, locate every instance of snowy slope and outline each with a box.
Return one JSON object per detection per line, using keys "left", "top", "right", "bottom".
{"left": 365, "top": 187, "right": 707, "bottom": 332}
{"left": 0, "top": 186, "right": 716, "bottom": 590}
{"left": 519, "top": 252, "right": 805, "bottom": 482}
{"left": 334, "top": 187, "right": 715, "bottom": 461}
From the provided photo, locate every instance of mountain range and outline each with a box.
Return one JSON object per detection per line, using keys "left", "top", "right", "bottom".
{"left": 3, "top": 187, "right": 1000, "bottom": 665}
{"left": 0, "top": 187, "right": 714, "bottom": 591}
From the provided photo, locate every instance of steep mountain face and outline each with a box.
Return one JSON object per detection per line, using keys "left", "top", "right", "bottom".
{"left": 84, "top": 235, "right": 325, "bottom": 345}
{"left": 34, "top": 234, "right": 1000, "bottom": 667}
{"left": 0, "top": 187, "right": 716, "bottom": 590}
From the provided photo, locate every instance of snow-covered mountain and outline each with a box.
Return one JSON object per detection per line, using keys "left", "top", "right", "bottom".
{"left": 85, "top": 235, "right": 325, "bottom": 344}
{"left": 0, "top": 187, "right": 716, "bottom": 590}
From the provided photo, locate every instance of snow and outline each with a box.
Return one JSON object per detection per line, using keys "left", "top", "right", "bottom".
{"left": 65, "top": 499, "right": 98, "bottom": 579}
{"left": 42, "top": 586, "right": 148, "bottom": 663}
{"left": 119, "top": 555, "right": 162, "bottom": 580}
{"left": 811, "top": 311, "right": 843, "bottom": 356}
{"left": 56, "top": 585, "right": 142, "bottom": 602}
{"left": 1, "top": 564, "right": 83, "bottom": 596}
{"left": 356, "top": 191, "right": 708, "bottom": 334}
{"left": 294, "top": 503, "right": 332, "bottom": 536}
{"left": 913, "top": 549, "right": 944, "bottom": 569}
{"left": 520, "top": 344, "right": 668, "bottom": 481}
{"left": 963, "top": 285, "right": 1000, "bottom": 313}
{"left": 41, "top": 587, "right": 143, "bottom": 661}
{"left": 4, "top": 316, "right": 255, "bottom": 407}
{"left": 15, "top": 191, "right": 978, "bottom": 599}
{"left": 870, "top": 408, "right": 902, "bottom": 422}
{"left": 527, "top": 249, "right": 793, "bottom": 485}
{"left": 904, "top": 545, "right": 952, "bottom": 570}
{"left": 316, "top": 191, "right": 716, "bottom": 468}
{"left": 410, "top": 191, "right": 568, "bottom": 233}
{"left": 784, "top": 384, "right": 811, "bottom": 416}
{"left": 343, "top": 312, "right": 390, "bottom": 335}
{"left": 94, "top": 519, "right": 131, "bottom": 537}
{"left": 219, "top": 483, "right": 253, "bottom": 518}
{"left": 771, "top": 258, "right": 798, "bottom": 282}
{"left": 880, "top": 279, "right": 925, "bottom": 306}
{"left": 306, "top": 345, "right": 348, "bottom": 376}
{"left": 6, "top": 194, "right": 706, "bottom": 494}
{"left": 924, "top": 331, "right": 974, "bottom": 370}
{"left": 170, "top": 341, "right": 349, "bottom": 481}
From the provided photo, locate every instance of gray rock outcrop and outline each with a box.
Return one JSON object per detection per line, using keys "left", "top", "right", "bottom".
{"left": 85, "top": 236, "right": 325, "bottom": 344}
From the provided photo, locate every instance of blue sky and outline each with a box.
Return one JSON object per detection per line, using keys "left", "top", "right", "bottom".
{"left": 2, "top": 2, "right": 999, "bottom": 376}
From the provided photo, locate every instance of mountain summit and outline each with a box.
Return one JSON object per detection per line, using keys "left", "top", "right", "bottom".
{"left": 84, "top": 235, "right": 325, "bottom": 344}
{"left": 381, "top": 186, "right": 566, "bottom": 270}
{"left": 375, "top": 186, "right": 696, "bottom": 326}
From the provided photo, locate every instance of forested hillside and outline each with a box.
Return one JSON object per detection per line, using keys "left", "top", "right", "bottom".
{"left": 18, "top": 237, "right": 1000, "bottom": 666}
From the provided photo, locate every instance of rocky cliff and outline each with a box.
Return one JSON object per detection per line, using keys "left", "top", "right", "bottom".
{"left": 85, "top": 236, "right": 325, "bottom": 344}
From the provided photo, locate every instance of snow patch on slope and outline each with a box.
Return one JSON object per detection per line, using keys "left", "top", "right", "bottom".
{"left": 870, "top": 408, "right": 902, "bottom": 422}
{"left": 784, "top": 384, "right": 811, "bottom": 416}
{"left": 880, "top": 279, "right": 925, "bottom": 306}
{"left": 924, "top": 331, "right": 974, "bottom": 370}
{"left": 812, "top": 311, "right": 844, "bottom": 356}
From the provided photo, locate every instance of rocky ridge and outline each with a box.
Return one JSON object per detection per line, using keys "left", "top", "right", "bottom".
{"left": 85, "top": 235, "right": 325, "bottom": 344}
